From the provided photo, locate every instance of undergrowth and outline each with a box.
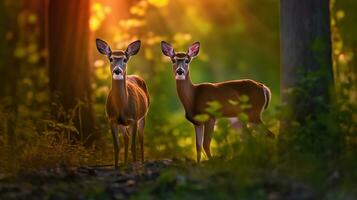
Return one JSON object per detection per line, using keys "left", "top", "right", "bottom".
{"left": 0, "top": 101, "right": 112, "bottom": 174}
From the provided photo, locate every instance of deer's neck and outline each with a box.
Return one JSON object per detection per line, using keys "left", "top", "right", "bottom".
{"left": 111, "top": 75, "right": 128, "bottom": 109}
{"left": 176, "top": 72, "right": 195, "bottom": 113}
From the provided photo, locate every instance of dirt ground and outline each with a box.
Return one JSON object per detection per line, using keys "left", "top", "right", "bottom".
{"left": 0, "top": 159, "right": 174, "bottom": 200}
{"left": 1, "top": 158, "right": 352, "bottom": 200}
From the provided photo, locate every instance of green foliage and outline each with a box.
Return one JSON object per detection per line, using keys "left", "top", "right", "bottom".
{"left": 193, "top": 114, "right": 209, "bottom": 123}
{"left": 279, "top": 66, "right": 356, "bottom": 157}
{"left": 205, "top": 101, "right": 223, "bottom": 117}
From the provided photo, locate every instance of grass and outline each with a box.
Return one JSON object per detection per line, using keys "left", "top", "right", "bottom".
{"left": 0, "top": 133, "right": 111, "bottom": 174}
{"left": 132, "top": 144, "right": 357, "bottom": 199}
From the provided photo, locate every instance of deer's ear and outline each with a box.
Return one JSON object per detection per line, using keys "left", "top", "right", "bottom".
{"left": 96, "top": 38, "right": 112, "bottom": 55}
{"left": 125, "top": 40, "right": 141, "bottom": 57}
{"left": 187, "top": 42, "right": 200, "bottom": 58}
{"left": 161, "top": 41, "right": 175, "bottom": 58}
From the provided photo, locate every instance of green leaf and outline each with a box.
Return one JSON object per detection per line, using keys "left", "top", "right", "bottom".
{"left": 205, "top": 101, "right": 222, "bottom": 116}
{"left": 239, "top": 95, "right": 250, "bottom": 103}
{"left": 228, "top": 99, "right": 239, "bottom": 106}
{"left": 194, "top": 114, "right": 210, "bottom": 123}
{"left": 238, "top": 113, "right": 249, "bottom": 123}
{"left": 240, "top": 104, "right": 252, "bottom": 110}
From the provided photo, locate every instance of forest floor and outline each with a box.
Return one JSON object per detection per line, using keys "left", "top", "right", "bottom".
{"left": 0, "top": 158, "right": 355, "bottom": 200}
{"left": 0, "top": 159, "right": 175, "bottom": 200}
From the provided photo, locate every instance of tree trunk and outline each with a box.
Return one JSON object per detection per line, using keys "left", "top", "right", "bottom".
{"left": 279, "top": 0, "right": 342, "bottom": 156}
{"left": 280, "top": 0, "right": 334, "bottom": 126}
{"left": 48, "top": 0, "right": 96, "bottom": 144}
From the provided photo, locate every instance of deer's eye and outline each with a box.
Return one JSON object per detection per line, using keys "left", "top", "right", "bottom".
{"left": 109, "top": 58, "right": 113, "bottom": 62}
{"left": 185, "top": 59, "right": 189, "bottom": 64}
{"left": 123, "top": 58, "right": 127, "bottom": 63}
{"left": 172, "top": 59, "right": 176, "bottom": 63}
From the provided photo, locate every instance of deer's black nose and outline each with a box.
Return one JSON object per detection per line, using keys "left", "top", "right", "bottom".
{"left": 176, "top": 68, "right": 184, "bottom": 75}
{"left": 113, "top": 69, "right": 121, "bottom": 75}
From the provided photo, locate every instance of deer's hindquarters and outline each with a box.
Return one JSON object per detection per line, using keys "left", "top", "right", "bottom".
{"left": 262, "top": 85, "right": 271, "bottom": 110}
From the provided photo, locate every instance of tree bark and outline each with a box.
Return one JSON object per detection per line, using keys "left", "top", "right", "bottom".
{"left": 279, "top": 0, "right": 344, "bottom": 157}
{"left": 280, "top": 0, "right": 334, "bottom": 126}
{"left": 48, "top": 0, "right": 96, "bottom": 144}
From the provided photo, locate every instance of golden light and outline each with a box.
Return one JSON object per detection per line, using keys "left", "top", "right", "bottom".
{"left": 94, "top": 59, "right": 105, "bottom": 68}
{"left": 147, "top": 0, "right": 169, "bottom": 8}
{"left": 338, "top": 53, "right": 346, "bottom": 64}
{"left": 336, "top": 10, "right": 345, "bottom": 20}
{"left": 90, "top": 2, "right": 111, "bottom": 31}
{"left": 90, "top": 17, "right": 100, "bottom": 31}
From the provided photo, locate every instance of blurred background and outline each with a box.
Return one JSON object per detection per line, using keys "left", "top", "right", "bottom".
{"left": 0, "top": 0, "right": 355, "bottom": 171}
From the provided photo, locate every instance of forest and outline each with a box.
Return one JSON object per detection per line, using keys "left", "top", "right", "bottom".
{"left": 0, "top": 0, "right": 356, "bottom": 199}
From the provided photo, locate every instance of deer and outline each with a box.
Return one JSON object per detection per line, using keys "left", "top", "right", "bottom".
{"left": 96, "top": 39, "right": 150, "bottom": 169}
{"left": 161, "top": 41, "right": 274, "bottom": 162}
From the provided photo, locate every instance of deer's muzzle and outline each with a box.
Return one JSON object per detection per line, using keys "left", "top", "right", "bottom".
{"left": 175, "top": 67, "right": 186, "bottom": 80}
{"left": 112, "top": 68, "right": 124, "bottom": 80}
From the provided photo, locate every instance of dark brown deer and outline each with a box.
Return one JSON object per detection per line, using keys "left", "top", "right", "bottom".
{"left": 161, "top": 41, "right": 274, "bottom": 162}
{"left": 96, "top": 39, "right": 150, "bottom": 168}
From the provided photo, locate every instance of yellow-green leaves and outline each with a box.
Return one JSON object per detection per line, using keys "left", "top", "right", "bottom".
{"left": 194, "top": 114, "right": 210, "bottom": 123}
{"left": 205, "top": 101, "right": 222, "bottom": 117}
{"left": 239, "top": 95, "right": 249, "bottom": 103}
{"left": 238, "top": 113, "right": 249, "bottom": 124}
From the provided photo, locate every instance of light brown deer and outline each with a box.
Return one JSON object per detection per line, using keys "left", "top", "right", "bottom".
{"left": 96, "top": 39, "right": 150, "bottom": 168}
{"left": 161, "top": 41, "right": 274, "bottom": 162}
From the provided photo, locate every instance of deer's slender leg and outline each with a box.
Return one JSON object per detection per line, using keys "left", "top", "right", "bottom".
{"left": 138, "top": 118, "right": 145, "bottom": 163}
{"left": 119, "top": 125, "right": 129, "bottom": 163}
{"left": 195, "top": 125, "right": 204, "bottom": 162}
{"left": 203, "top": 118, "right": 215, "bottom": 158}
{"left": 111, "top": 123, "right": 120, "bottom": 169}
{"left": 131, "top": 121, "right": 138, "bottom": 161}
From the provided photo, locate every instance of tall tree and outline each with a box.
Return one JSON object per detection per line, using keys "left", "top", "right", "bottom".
{"left": 48, "top": 0, "right": 96, "bottom": 143}
{"left": 280, "top": 0, "right": 333, "bottom": 125}
{"left": 280, "top": 0, "right": 339, "bottom": 154}
{"left": 0, "top": 1, "right": 22, "bottom": 150}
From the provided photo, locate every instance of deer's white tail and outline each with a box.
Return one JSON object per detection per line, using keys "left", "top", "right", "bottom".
{"left": 263, "top": 85, "right": 271, "bottom": 110}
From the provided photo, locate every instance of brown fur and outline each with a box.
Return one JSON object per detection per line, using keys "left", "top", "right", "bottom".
{"left": 106, "top": 74, "right": 150, "bottom": 126}
{"left": 176, "top": 72, "right": 269, "bottom": 125}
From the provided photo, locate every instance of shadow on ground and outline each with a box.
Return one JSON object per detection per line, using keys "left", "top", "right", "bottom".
{"left": 0, "top": 159, "right": 175, "bottom": 200}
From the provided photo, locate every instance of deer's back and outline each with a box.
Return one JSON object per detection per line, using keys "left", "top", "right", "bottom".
{"left": 192, "top": 79, "right": 266, "bottom": 120}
